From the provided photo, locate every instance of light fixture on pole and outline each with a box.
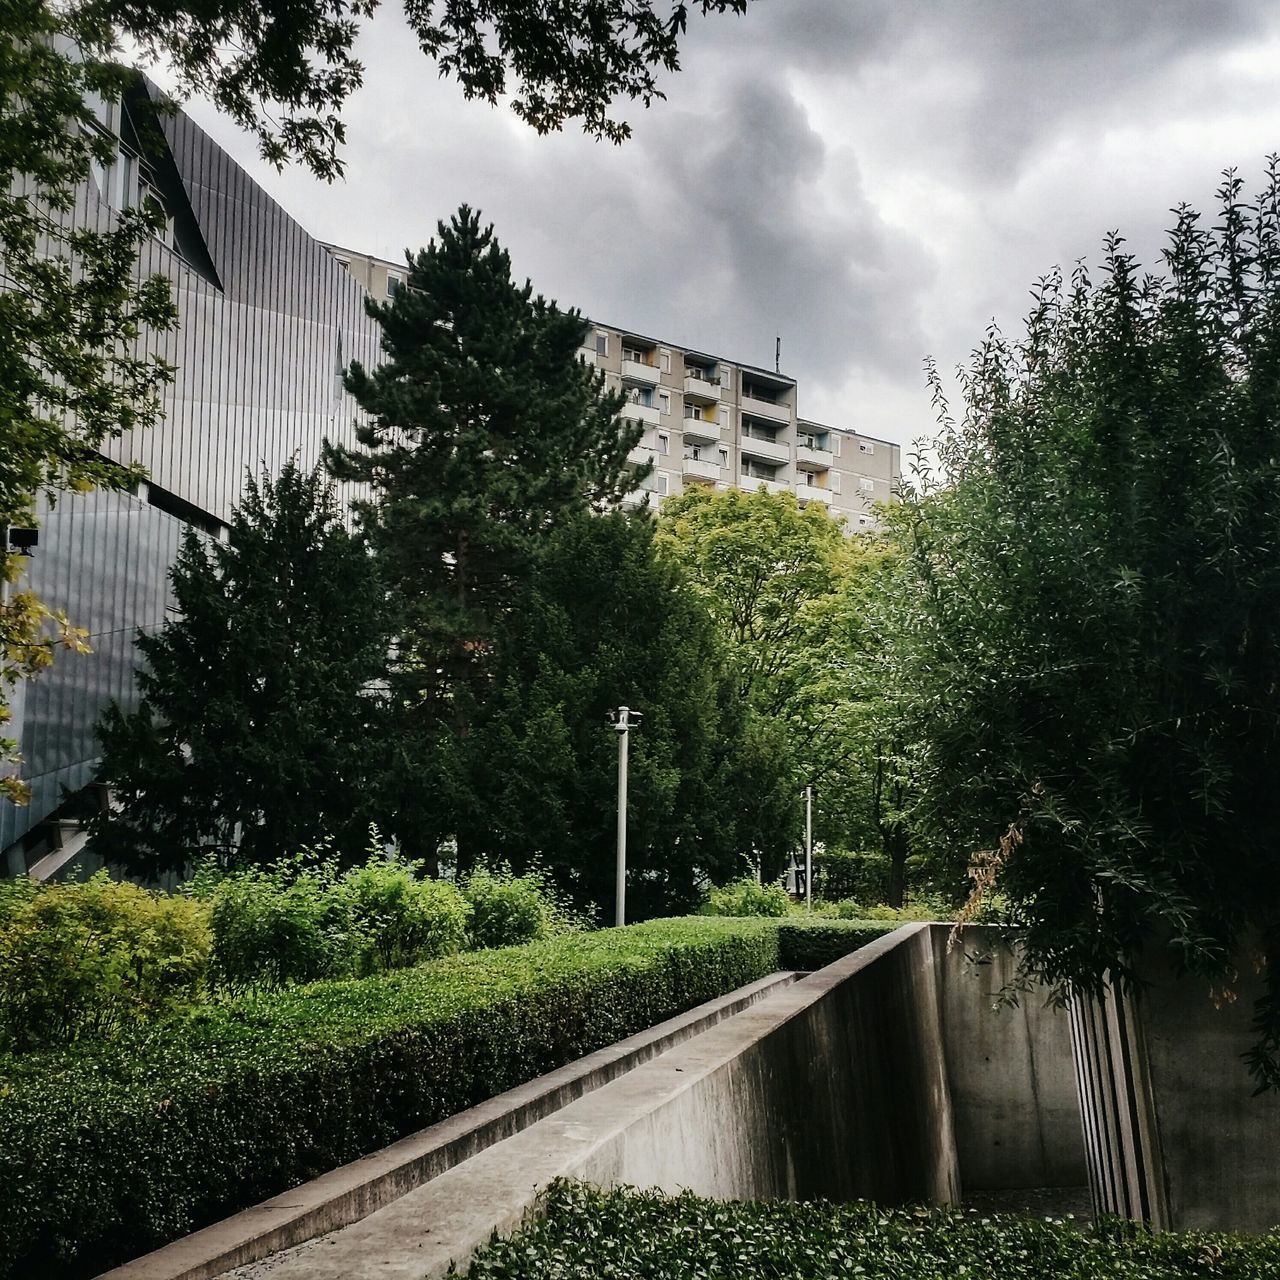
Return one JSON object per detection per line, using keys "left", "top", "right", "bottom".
{"left": 607, "top": 706, "right": 642, "bottom": 927}
{"left": 804, "top": 784, "right": 813, "bottom": 912}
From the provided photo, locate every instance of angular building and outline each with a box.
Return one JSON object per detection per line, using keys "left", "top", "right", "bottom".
{"left": 1, "top": 82, "right": 382, "bottom": 876}
{"left": 326, "top": 249, "right": 901, "bottom": 526}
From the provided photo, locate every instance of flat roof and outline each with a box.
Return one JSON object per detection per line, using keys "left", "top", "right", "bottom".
{"left": 799, "top": 417, "right": 899, "bottom": 451}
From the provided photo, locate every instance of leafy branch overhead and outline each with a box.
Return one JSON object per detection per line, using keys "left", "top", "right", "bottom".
{"left": 102, "top": 0, "right": 752, "bottom": 178}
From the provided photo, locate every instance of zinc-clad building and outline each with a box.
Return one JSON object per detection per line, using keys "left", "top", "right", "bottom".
{"left": 1, "top": 82, "right": 382, "bottom": 875}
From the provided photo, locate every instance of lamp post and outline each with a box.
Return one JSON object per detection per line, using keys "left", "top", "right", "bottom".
{"left": 804, "top": 784, "right": 813, "bottom": 912}
{"left": 607, "top": 706, "right": 642, "bottom": 927}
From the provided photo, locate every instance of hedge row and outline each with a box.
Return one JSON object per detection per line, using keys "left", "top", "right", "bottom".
{"left": 0, "top": 915, "right": 891, "bottom": 1278}
{"left": 466, "top": 1180, "right": 1280, "bottom": 1279}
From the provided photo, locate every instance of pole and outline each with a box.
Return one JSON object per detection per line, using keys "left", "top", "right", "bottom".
{"left": 615, "top": 707, "right": 629, "bottom": 927}
{"left": 804, "top": 784, "right": 813, "bottom": 912}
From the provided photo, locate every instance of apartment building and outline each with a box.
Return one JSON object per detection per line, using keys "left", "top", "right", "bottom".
{"left": 324, "top": 248, "right": 901, "bottom": 528}
{"left": 583, "top": 324, "right": 899, "bottom": 529}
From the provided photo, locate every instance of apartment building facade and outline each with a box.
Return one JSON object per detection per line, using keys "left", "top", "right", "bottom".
{"left": 326, "top": 248, "right": 901, "bottom": 527}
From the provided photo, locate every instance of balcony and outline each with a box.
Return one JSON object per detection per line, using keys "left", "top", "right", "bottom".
{"left": 795, "top": 481, "right": 833, "bottom": 506}
{"left": 628, "top": 444, "right": 655, "bottom": 467}
{"left": 682, "top": 412, "right": 720, "bottom": 445}
{"left": 620, "top": 400, "right": 660, "bottom": 427}
{"left": 683, "top": 372, "right": 719, "bottom": 404}
{"left": 682, "top": 455, "right": 720, "bottom": 483}
{"left": 739, "top": 433, "right": 789, "bottom": 465}
{"left": 621, "top": 357, "right": 661, "bottom": 387}
{"left": 741, "top": 476, "right": 790, "bottom": 497}
{"left": 577, "top": 345, "right": 597, "bottom": 366}
{"left": 795, "top": 444, "right": 834, "bottom": 471}
{"left": 740, "top": 393, "right": 791, "bottom": 423}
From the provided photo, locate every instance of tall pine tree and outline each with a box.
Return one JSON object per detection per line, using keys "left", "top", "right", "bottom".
{"left": 93, "top": 463, "right": 389, "bottom": 875}
{"left": 325, "top": 206, "right": 646, "bottom": 862}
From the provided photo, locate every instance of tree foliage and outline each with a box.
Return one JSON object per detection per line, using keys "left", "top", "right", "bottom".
{"left": 656, "top": 486, "right": 871, "bottom": 874}
{"left": 100, "top": 0, "right": 751, "bottom": 177}
{"left": 465, "top": 510, "right": 756, "bottom": 917}
{"left": 887, "top": 162, "right": 1280, "bottom": 1087}
{"left": 326, "top": 207, "right": 645, "bottom": 861}
{"left": 93, "top": 463, "right": 389, "bottom": 874}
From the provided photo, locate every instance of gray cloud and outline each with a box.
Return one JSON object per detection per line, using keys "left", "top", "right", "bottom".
{"left": 177, "top": 0, "right": 1280, "bottom": 446}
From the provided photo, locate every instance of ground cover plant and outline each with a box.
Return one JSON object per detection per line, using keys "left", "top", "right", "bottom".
{"left": 463, "top": 1180, "right": 1280, "bottom": 1280}
{"left": 0, "top": 914, "right": 888, "bottom": 1278}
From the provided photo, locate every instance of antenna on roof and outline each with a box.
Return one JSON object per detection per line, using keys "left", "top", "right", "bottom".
{"left": 775, "top": 334, "right": 781, "bottom": 374}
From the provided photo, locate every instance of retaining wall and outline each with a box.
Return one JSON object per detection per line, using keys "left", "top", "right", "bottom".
{"left": 212, "top": 924, "right": 1085, "bottom": 1280}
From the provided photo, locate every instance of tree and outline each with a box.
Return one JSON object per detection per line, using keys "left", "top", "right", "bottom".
{"left": 92, "top": 463, "right": 389, "bottom": 875}
{"left": 102, "top": 0, "right": 752, "bottom": 177}
{"left": 1, "top": 6, "right": 177, "bottom": 803}
{"left": 325, "top": 206, "right": 646, "bottom": 861}
{"left": 656, "top": 486, "right": 867, "bottom": 878}
{"left": 465, "top": 510, "right": 754, "bottom": 917}
{"left": 886, "top": 162, "right": 1280, "bottom": 1087}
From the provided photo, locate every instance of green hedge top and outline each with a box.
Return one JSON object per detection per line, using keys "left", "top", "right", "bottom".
{"left": 466, "top": 1180, "right": 1280, "bottom": 1279}
{"left": 0, "top": 915, "right": 888, "bottom": 1278}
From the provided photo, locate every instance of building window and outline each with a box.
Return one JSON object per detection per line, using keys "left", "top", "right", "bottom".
{"left": 830, "top": 471, "right": 842, "bottom": 494}
{"left": 655, "top": 473, "right": 669, "bottom": 496}
{"left": 657, "top": 433, "right": 669, "bottom": 455}
{"left": 858, "top": 476, "right": 875, "bottom": 493}
{"left": 718, "top": 447, "right": 729, "bottom": 468}
{"left": 684, "top": 404, "right": 704, "bottom": 421}
{"left": 386, "top": 275, "right": 401, "bottom": 298}
{"left": 858, "top": 439, "right": 875, "bottom": 455}
{"left": 658, "top": 390, "right": 671, "bottom": 415}
{"left": 660, "top": 349, "right": 671, "bottom": 373}
{"left": 740, "top": 458, "right": 778, "bottom": 481}
{"left": 596, "top": 331, "right": 609, "bottom": 356}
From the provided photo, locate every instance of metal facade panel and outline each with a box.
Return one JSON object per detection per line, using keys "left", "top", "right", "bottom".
{"left": 3, "top": 94, "right": 383, "bottom": 860}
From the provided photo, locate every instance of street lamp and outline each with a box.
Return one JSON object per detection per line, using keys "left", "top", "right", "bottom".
{"left": 607, "top": 706, "right": 642, "bottom": 927}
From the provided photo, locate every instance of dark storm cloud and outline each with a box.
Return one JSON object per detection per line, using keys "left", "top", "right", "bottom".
{"left": 180, "top": 0, "right": 1280, "bottom": 442}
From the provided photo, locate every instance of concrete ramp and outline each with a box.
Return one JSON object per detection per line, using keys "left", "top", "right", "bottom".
{"left": 208, "top": 924, "right": 1085, "bottom": 1280}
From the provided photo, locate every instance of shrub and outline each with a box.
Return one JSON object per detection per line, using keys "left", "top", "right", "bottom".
{"left": 339, "top": 856, "right": 470, "bottom": 974}
{"left": 812, "top": 849, "right": 892, "bottom": 904}
{"left": 0, "top": 873, "right": 210, "bottom": 1051}
{"left": 203, "top": 854, "right": 353, "bottom": 993}
{"left": 777, "top": 919, "right": 894, "bottom": 971}
{"left": 0, "top": 917, "right": 786, "bottom": 1277}
{"left": 463, "top": 1180, "right": 1280, "bottom": 1280}
{"left": 463, "top": 864, "right": 578, "bottom": 949}
{"left": 701, "top": 875, "right": 791, "bottom": 918}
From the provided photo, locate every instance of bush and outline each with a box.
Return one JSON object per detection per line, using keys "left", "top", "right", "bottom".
{"left": 0, "top": 873, "right": 210, "bottom": 1051}
{"left": 701, "top": 875, "right": 791, "bottom": 918}
{"left": 0, "top": 917, "right": 793, "bottom": 1277}
{"left": 463, "top": 864, "right": 579, "bottom": 949}
{"left": 203, "top": 854, "right": 354, "bottom": 993}
{"left": 340, "top": 856, "right": 470, "bottom": 974}
{"left": 463, "top": 1180, "right": 1280, "bottom": 1279}
{"left": 777, "top": 919, "right": 894, "bottom": 971}
{"left": 812, "top": 849, "right": 892, "bottom": 904}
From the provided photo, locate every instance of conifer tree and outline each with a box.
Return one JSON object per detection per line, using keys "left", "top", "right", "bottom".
{"left": 93, "top": 463, "right": 388, "bottom": 875}
{"left": 325, "top": 206, "right": 646, "bottom": 860}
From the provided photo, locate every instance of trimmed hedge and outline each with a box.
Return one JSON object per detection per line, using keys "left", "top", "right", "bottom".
{"left": 0, "top": 915, "right": 886, "bottom": 1277}
{"left": 777, "top": 920, "right": 896, "bottom": 971}
{"left": 466, "top": 1180, "right": 1280, "bottom": 1279}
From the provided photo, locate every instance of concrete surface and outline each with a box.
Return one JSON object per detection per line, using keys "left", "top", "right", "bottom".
{"left": 216, "top": 924, "right": 1084, "bottom": 1280}
{"left": 1073, "top": 940, "right": 1280, "bottom": 1232}
{"left": 95, "top": 970, "right": 798, "bottom": 1280}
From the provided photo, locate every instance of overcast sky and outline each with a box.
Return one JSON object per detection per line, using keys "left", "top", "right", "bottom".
{"left": 175, "top": 0, "right": 1280, "bottom": 453}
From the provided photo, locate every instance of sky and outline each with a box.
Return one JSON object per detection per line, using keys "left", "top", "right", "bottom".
{"left": 169, "top": 0, "right": 1280, "bottom": 455}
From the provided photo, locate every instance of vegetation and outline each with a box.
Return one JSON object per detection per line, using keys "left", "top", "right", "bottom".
{"left": 93, "top": 463, "right": 389, "bottom": 874}
{"left": 656, "top": 488, "right": 882, "bottom": 878}
{"left": 461, "top": 864, "right": 583, "bottom": 950}
{"left": 883, "top": 165, "right": 1280, "bottom": 1086}
{"left": 0, "top": 915, "right": 888, "bottom": 1277}
{"left": 702, "top": 875, "right": 792, "bottom": 918}
{"left": 466, "top": 511, "right": 757, "bottom": 916}
{"left": 0, "top": 872, "right": 208, "bottom": 1051}
{"left": 462, "top": 1180, "right": 1280, "bottom": 1280}
{"left": 325, "top": 208, "right": 646, "bottom": 867}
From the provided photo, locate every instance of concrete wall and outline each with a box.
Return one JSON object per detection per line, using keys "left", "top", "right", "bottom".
{"left": 1072, "top": 942, "right": 1280, "bottom": 1232}
{"left": 212, "top": 925, "right": 1085, "bottom": 1280}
